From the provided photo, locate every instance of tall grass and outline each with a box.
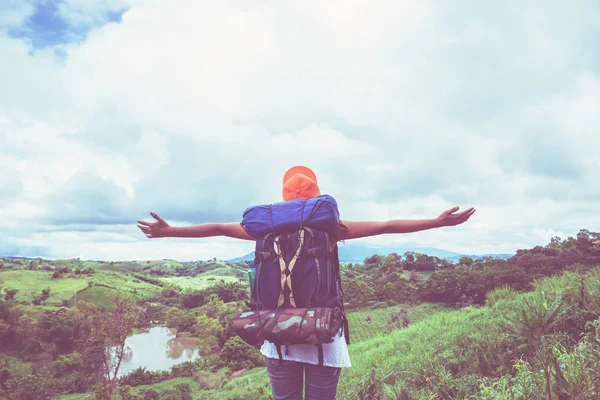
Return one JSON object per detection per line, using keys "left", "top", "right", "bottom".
{"left": 346, "top": 303, "right": 449, "bottom": 342}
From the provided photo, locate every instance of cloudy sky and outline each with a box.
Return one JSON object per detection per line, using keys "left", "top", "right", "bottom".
{"left": 1, "top": 0, "right": 599, "bottom": 261}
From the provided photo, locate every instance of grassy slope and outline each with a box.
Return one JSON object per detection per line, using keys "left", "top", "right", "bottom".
{"left": 76, "top": 285, "right": 119, "bottom": 308}
{"left": 197, "top": 266, "right": 243, "bottom": 277}
{"left": 346, "top": 303, "right": 448, "bottom": 342}
{"left": 57, "top": 378, "right": 202, "bottom": 400}
{"left": 160, "top": 275, "right": 240, "bottom": 291}
{"left": 191, "top": 304, "right": 508, "bottom": 400}
{"left": 0, "top": 262, "right": 246, "bottom": 306}
{"left": 0, "top": 270, "right": 162, "bottom": 305}
{"left": 0, "top": 270, "right": 90, "bottom": 304}
{"left": 203, "top": 274, "right": 590, "bottom": 400}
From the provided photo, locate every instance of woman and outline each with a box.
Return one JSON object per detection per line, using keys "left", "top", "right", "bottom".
{"left": 137, "top": 166, "right": 475, "bottom": 400}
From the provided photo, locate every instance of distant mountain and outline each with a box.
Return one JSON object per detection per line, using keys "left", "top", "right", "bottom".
{"left": 227, "top": 243, "right": 513, "bottom": 264}
{"left": 227, "top": 253, "right": 255, "bottom": 263}
{"left": 444, "top": 253, "right": 514, "bottom": 264}
{"left": 338, "top": 244, "right": 463, "bottom": 262}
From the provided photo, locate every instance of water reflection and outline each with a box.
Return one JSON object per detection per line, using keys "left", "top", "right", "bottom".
{"left": 167, "top": 336, "right": 197, "bottom": 359}
{"left": 115, "top": 326, "right": 201, "bottom": 377}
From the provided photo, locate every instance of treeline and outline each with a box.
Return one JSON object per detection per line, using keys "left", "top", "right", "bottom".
{"left": 0, "top": 257, "right": 248, "bottom": 280}
{"left": 421, "top": 229, "right": 600, "bottom": 305}
{"left": 342, "top": 229, "right": 600, "bottom": 308}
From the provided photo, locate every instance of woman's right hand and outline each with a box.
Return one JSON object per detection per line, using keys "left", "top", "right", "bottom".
{"left": 137, "top": 212, "right": 171, "bottom": 238}
{"left": 435, "top": 206, "right": 476, "bottom": 227}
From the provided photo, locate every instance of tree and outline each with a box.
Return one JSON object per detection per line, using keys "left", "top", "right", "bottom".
{"left": 192, "top": 315, "right": 223, "bottom": 353}
{"left": 343, "top": 279, "right": 375, "bottom": 306}
{"left": 166, "top": 308, "right": 195, "bottom": 337}
{"left": 4, "top": 289, "right": 17, "bottom": 301}
{"left": 99, "top": 293, "right": 140, "bottom": 396}
{"left": 459, "top": 256, "right": 474, "bottom": 267}
{"left": 381, "top": 253, "right": 401, "bottom": 270}
{"left": 161, "top": 282, "right": 178, "bottom": 298}
{"left": 198, "top": 294, "right": 224, "bottom": 319}
{"left": 219, "top": 336, "right": 263, "bottom": 370}
{"left": 40, "top": 288, "right": 51, "bottom": 303}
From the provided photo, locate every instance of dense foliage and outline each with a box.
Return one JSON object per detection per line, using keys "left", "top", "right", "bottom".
{"left": 341, "top": 229, "right": 600, "bottom": 308}
{"left": 1, "top": 229, "right": 599, "bottom": 399}
{"left": 0, "top": 258, "right": 254, "bottom": 399}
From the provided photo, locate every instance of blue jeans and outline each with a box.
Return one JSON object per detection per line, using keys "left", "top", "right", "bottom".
{"left": 265, "top": 357, "right": 341, "bottom": 400}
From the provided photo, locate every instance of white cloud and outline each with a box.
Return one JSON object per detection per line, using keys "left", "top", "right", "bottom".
{"left": 0, "top": 0, "right": 39, "bottom": 28}
{"left": 1, "top": 0, "right": 599, "bottom": 260}
{"left": 57, "top": 0, "right": 129, "bottom": 26}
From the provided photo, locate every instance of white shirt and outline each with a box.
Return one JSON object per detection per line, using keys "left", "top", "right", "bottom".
{"left": 260, "top": 329, "right": 352, "bottom": 368}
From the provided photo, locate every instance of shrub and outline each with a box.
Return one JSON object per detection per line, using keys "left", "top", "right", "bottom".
{"left": 194, "top": 368, "right": 230, "bottom": 390}
{"left": 141, "top": 390, "right": 160, "bottom": 400}
{"left": 219, "top": 336, "right": 263, "bottom": 371}
{"left": 119, "top": 367, "right": 167, "bottom": 387}
{"left": 485, "top": 285, "right": 518, "bottom": 307}
{"left": 174, "top": 383, "right": 191, "bottom": 394}
{"left": 115, "top": 385, "right": 144, "bottom": 400}
{"left": 4, "top": 289, "right": 18, "bottom": 301}
{"left": 170, "top": 361, "right": 198, "bottom": 378}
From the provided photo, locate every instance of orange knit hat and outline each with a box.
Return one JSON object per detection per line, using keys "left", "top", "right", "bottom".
{"left": 282, "top": 166, "right": 321, "bottom": 201}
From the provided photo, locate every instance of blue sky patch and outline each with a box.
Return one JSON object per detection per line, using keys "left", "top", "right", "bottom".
{"left": 7, "top": 0, "right": 125, "bottom": 49}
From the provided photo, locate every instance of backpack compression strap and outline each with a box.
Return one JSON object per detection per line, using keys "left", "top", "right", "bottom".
{"left": 274, "top": 229, "right": 305, "bottom": 308}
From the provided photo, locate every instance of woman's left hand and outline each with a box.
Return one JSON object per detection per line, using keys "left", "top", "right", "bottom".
{"left": 137, "top": 212, "right": 171, "bottom": 238}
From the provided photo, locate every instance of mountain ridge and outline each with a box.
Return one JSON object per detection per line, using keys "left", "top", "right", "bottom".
{"left": 227, "top": 243, "right": 513, "bottom": 263}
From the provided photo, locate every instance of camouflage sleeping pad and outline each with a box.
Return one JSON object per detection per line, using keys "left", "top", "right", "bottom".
{"left": 232, "top": 307, "right": 343, "bottom": 347}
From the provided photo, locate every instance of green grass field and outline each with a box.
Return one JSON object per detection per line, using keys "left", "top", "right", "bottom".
{"left": 0, "top": 270, "right": 90, "bottom": 304}
{"left": 55, "top": 369, "right": 272, "bottom": 400}
{"left": 75, "top": 285, "right": 119, "bottom": 308}
{"left": 197, "top": 266, "right": 243, "bottom": 277}
{"left": 160, "top": 275, "right": 240, "bottom": 291}
{"left": 346, "top": 302, "right": 450, "bottom": 342}
{"left": 0, "top": 266, "right": 246, "bottom": 307}
{"left": 0, "top": 270, "right": 162, "bottom": 305}
{"left": 56, "top": 378, "right": 202, "bottom": 400}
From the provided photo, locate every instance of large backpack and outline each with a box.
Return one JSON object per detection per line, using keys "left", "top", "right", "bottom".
{"left": 232, "top": 195, "right": 350, "bottom": 365}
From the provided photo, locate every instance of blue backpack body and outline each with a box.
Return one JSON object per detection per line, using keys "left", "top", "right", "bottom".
{"left": 242, "top": 195, "right": 342, "bottom": 308}
{"left": 240, "top": 195, "right": 350, "bottom": 360}
{"left": 251, "top": 227, "right": 342, "bottom": 310}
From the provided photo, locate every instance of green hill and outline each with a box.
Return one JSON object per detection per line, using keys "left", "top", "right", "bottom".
{"left": 0, "top": 270, "right": 162, "bottom": 305}
{"left": 92, "top": 268, "right": 599, "bottom": 400}
{"left": 159, "top": 275, "right": 240, "bottom": 291}
{"left": 0, "top": 258, "right": 248, "bottom": 306}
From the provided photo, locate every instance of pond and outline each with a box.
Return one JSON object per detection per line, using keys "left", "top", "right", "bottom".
{"left": 115, "top": 326, "right": 201, "bottom": 377}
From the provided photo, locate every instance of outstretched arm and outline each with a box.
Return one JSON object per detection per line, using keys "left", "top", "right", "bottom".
{"left": 339, "top": 206, "right": 475, "bottom": 240}
{"left": 137, "top": 212, "right": 255, "bottom": 241}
